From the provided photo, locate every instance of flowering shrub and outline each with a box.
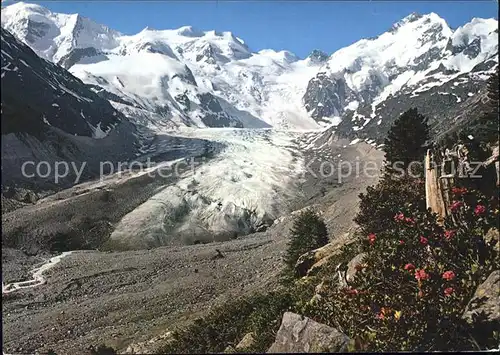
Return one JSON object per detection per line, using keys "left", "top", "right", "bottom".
{"left": 304, "top": 187, "right": 499, "bottom": 351}
{"left": 355, "top": 176, "right": 426, "bottom": 235}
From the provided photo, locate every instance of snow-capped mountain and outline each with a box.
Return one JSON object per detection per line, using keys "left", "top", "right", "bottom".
{"left": 2, "top": 2, "right": 498, "bottom": 137}
{"left": 0, "top": 2, "right": 120, "bottom": 64}
{"left": 304, "top": 12, "right": 498, "bottom": 141}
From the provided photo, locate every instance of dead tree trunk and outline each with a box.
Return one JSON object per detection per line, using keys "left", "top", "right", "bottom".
{"left": 425, "top": 149, "right": 449, "bottom": 224}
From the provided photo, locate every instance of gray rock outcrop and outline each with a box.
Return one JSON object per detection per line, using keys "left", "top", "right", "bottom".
{"left": 267, "top": 312, "right": 349, "bottom": 353}
{"left": 463, "top": 270, "right": 500, "bottom": 323}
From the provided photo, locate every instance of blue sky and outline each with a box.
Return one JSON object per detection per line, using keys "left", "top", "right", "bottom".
{"left": 6, "top": 1, "right": 499, "bottom": 58}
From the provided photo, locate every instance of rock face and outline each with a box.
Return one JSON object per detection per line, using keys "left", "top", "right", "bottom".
{"left": 267, "top": 312, "right": 349, "bottom": 353}
{"left": 484, "top": 227, "right": 500, "bottom": 246}
{"left": 303, "top": 73, "right": 354, "bottom": 122}
{"left": 197, "top": 92, "right": 243, "bottom": 128}
{"left": 58, "top": 46, "right": 101, "bottom": 69}
{"left": 336, "top": 67, "right": 498, "bottom": 145}
{"left": 1, "top": 28, "right": 122, "bottom": 137}
{"left": 1, "top": 27, "right": 139, "bottom": 190}
{"left": 346, "top": 253, "right": 367, "bottom": 283}
{"left": 295, "top": 235, "right": 355, "bottom": 277}
{"left": 308, "top": 49, "right": 329, "bottom": 64}
{"left": 294, "top": 242, "right": 339, "bottom": 277}
{"left": 463, "top": 270, "right": 500, "bottom": 323}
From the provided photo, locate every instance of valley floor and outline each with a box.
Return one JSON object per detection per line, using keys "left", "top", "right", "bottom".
{"left": 2, "top": 128, "right": 383, "bottom": 354}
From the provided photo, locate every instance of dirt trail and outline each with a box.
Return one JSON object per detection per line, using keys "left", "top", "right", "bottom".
{"left": 2, "top": 252, "right": 73, "bottom": 294}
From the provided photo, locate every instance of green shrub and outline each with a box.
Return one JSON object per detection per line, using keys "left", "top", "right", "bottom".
{"left": 284, "top": 209, "right": 328, "bottom": 272}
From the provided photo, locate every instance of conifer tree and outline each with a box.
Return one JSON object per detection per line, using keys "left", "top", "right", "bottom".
{"left": 383, "top": 108, "right": 430, "bottom": 177}
{"left": 482, "top": 69, "right": 499, "bottom": 144}
{"left": 468, "top": 69, "right": 499, "bottom": 144}
{"left": 486, "top": 68, "right": 499, "bottom": 115}
{"left": 285, "top": 209, "right": 328, "bottom": 273}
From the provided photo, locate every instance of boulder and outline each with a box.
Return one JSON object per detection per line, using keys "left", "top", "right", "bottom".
{"left": 463, "top": 270, "right": 500, "bottom": 323}
{"left": 332, "top": 252, "right": 367, "bottom": 288}
{"left": 235, "top": 332, "right": 257, "bottom": 351}
{"left": 85, "top": 344, "right": 117, "bottom": 355}
{"left": 123, "top": 331, "right": 173, "bottom": 354}
{"left": 267, "top": 312, "right": 349, "bottom": 353}
{"left": 23, "top": 190, "right": 38, "bottom": 204}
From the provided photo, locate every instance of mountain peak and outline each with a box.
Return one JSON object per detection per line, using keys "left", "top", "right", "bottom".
{"left": 390, "top": 12, "right": 421, "bottom": 30}
{"left": 258, "top": 49, "right": 298, "bottom": 63}
{"left": 2, "top": 1, "right": 120, "bottom": 63}
{"left": 2, "top": 1, "right": 50, "bottom": 14}
{"left": 308, "top": 49, "right": 329, "bottom": 63}
{"left": 390, "top": 12, "right": 446, "bottom": 32}
{"left": 2, "top": 3, "right": 497, "bottom": 135}
{"left": 177, "top": 25, "right": 204, "bottom": 37}
{"left": 405, "top": 12, "right": 424, "bottom": 22}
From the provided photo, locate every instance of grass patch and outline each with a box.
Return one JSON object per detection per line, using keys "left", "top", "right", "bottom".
{"left": 160, "top": 284, "right": 315, "bottom": 354}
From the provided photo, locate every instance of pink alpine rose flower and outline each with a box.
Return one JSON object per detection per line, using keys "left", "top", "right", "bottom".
{"left": 444, "top": 287, "right": 454, "bottom": 297}
{"left": 444, "top": 230, "right": 456, "bottom": 241}
{"left": 415, "top": 269, "right": 430, "bottom": 281}
{"left": 474, "top": 205, "right": 486, "bottom": 216}
{"left": 442, "top": 271, "right": 456, "bottom": 281}
{"left": 404, "top": 217, "right": 415, "bottom": 225}
{"left": 451, "top": 187, "right": 467, "bottom": 195}
{"left": 394, "top": 213, "right": 405, "bottom": 222}
{"left": 450, "top": 201, "right": 463, "bottom": 212}
{"left": 404, "top": 263, "right": 416, "bottom": 271}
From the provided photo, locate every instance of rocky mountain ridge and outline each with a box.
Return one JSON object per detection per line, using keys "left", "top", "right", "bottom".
{"left": 304, "top": 13, "right": 498, "bottom": 142}
{"left": 1, "top": 27, "right": 140, "bottom": 190}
